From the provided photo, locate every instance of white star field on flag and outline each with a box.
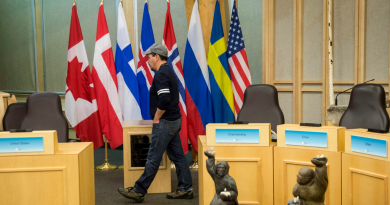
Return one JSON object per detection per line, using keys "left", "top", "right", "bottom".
{"left": 227, "top": 8, "right": 245, "bottom": 58}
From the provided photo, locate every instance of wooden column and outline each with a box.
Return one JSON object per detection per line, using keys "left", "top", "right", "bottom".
{"left": 184, "top": 0, "right": 196, "bottom": 28}
{"left": 122, "top": 0, "right": 135, "bottom": 56}
{"left": 34, "top": 0, "right": 44, "bottom": 92}
{"left": 199, "top": 0, "right": 230, "bottom": 56}
{"left": 293, "top": 0, "right": 304, "bottom": 123}
{"left": 262, "top": 0, "right": 273, "bottom": 84}
{"left": 357, "top": 0, "right": 366, "bottom": 83}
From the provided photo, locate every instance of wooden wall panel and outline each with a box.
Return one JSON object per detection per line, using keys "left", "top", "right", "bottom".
{"left": 303, "top": 92, "right": 322, "bottom": 124}
{"left": 302, "top": 0, "right": 323, "bottom": 81}
{"left": 366, "top": 0, "right": 390, "bottom": 82}
{"left": 278, "top": 92, "right": 293, "bottom": 124}
{"left": 333, "top": 0, "right": 355, "bottom": 82}
{"left": 265, "top": 0, "right": 390, "bottom": 125}
{"left": 274, "top": 0, "right": 294, "bottom": 81}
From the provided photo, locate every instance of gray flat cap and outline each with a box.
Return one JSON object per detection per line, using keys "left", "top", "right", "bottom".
{"left": 142, "top": 43, "right": 168, "bottom": 57}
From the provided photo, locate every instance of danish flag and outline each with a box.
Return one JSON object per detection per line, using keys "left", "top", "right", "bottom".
{"left": 91, "top": 3, "right": 123, "bottom": 149}
{"left": 163, "top": 1, "right": 188, "bottom": 154}
{"left": 65, "top": 4, "right": 103, "bottom": 150}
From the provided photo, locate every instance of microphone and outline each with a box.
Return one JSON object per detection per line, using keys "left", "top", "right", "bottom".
{"left": 334, "top": 79, "right": 374, "bottom": 105}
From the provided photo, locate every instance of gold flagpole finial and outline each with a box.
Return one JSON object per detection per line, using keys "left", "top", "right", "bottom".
{"left": 74, "top": 0, "right": 76, "bottom": 4}
{"left": 101, "top": 0, "right": 103, "bottom": 3}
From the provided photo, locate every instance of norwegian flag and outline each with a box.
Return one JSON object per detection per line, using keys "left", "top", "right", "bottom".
{"left": 227, "top": 2, "right": 252, "bottom": 117}
{"left": 65, "top": 4, "right": 103, "bottom": 150}
{"left": 137, "top": 2, "right": 155, "bottom": 120}
{"left": 163, "top": 1, "right": 188, "bottom": 154}
{"left": 91, "top": 3, "right": 123, "bottom": 149}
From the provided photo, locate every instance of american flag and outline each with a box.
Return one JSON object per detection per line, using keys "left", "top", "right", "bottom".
{"left": 227, "top": 2, "right": 252, "bottom": 118}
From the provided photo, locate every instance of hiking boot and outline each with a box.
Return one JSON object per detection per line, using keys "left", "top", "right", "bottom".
{"left": 166, "top": 189, "right": 194, "bottom": 199}
{"left": 118, "top": 187, "right": 145, "bottom": 203}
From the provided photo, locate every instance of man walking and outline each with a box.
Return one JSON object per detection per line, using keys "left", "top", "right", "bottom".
{"left": 118, "top": 43, "right": 193, "bottom": 203}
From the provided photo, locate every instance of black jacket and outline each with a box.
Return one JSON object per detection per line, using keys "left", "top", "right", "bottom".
{"left": 149, "top": 64, "right": 181, "bottom": 120}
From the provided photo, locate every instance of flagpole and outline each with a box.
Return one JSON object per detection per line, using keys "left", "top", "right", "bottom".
{"left": 117, "top": 0, "right": 125, "bottom": 171}
{"left": 96, "top": 137, "right": 118, "bottom": 170}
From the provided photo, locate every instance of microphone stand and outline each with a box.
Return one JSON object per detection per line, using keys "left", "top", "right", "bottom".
{"left": 334, "top": 79, "right": 374, "bottom": 105}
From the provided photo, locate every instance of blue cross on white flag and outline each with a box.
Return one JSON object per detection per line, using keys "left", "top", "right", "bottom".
{"left": 115, "top": 2, "right": 142, "bottom": 120}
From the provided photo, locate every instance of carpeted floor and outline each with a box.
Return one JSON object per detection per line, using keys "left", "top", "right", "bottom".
{"left": 94, "top": 147, "right": 199, "bottom": 205}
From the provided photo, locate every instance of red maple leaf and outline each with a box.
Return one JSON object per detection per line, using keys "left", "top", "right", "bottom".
{"left": 66, "top": 56, "right": 93, "bottom": 103}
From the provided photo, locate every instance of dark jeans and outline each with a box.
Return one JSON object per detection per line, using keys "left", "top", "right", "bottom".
{"left": 134, "top": 118, "right": 192, "bottom": 194}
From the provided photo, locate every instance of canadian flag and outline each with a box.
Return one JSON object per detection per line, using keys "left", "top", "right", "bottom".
{"left": 65, "top": 4, "right": 103, "bottom": 150}
{"left": 91, "top": 3, "right": 123, "bottom": 149}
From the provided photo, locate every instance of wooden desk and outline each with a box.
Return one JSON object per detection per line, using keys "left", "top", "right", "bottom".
{"left": 198, "top": 123, "right": 273, "bottom": 205}
{"left": 0, "top": 91, "right": 10, "bottom": 131}
{"left": 342, "top": 129, "right": 390, "bottom": 205}
{"left": 274, "top": 124, "right": 345, "bottom": 205}
{"left": 122, "top": 120, "right": 171, "bottom": 193}
{"left": 0, "top": 142, "right": 94, "bottom": 205}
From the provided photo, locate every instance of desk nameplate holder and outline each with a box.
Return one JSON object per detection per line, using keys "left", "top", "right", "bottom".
{"left": 206, "top": 123, "right": 271, "bottom": 146}
{"left": 277, "top": 124, "right": 346, "bottom": 152}
{"left": 0, "top": 130, "right": 58, "bottom": 156}
{"left": 285, "top": 130, "right": 328, "bottom": 148}
{"left": 345, "top": 129, "right": 390, "bottom": 161}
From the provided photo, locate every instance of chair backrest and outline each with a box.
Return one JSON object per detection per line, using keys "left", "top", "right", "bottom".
{"left": 237, "top": 84, "right": 284, "bottom": 132}
{"left": 3, "top": 103, "right": 27, "bottom": 131}
{"left": 20, "top": 92, "right": 69, "bottom": 142}
{"left": 339, "top": 84, "right": 389, "bottom": 131}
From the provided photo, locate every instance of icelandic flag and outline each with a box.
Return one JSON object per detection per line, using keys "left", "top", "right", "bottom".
{"left": 183, "top": 0, "right": 214, "bottom": 152}
{"left": 137, "top": 1, "right": 155, "bottom": 120}
{"left": 163, "top": 1, "right": 188, "bottom": 154}
{"left": 207, "top": 0, "right": 235, "bottom": 123}
{"left": 115, "top": 2, "right": 142, "bottom": 121}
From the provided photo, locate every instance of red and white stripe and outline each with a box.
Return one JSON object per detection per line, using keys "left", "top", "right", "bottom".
{"left": 65, "top": 4, "right": 103, "bottom": 150}
{"left": 165, "top": 42, "right": 187, "bottom": 115}
{"left": 228, "top": 48, "right": 251, "bottom": 117}
{"left": 137, "top": 44, "right": 155, "bottom": 88}
{"left": 91, "top": 3, "right": 123, "bottom": 149}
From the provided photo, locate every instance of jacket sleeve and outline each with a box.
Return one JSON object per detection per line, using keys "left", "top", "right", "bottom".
{"left": 154, "top": 71, "right": 171, "bottom": 110}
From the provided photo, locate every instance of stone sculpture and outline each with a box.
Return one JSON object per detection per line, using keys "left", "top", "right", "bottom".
{"left": 288, "top": 155, "right": 328, "bottom": 205}
{"left": 204, "top": 147, "right": 238, "bottom": 205}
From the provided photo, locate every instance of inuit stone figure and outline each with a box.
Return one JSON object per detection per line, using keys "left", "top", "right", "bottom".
{"left": 289, "top": 156, "right": 328, "bottom": 205}
{"left": 204, "top": 148, "right": 238, "bottom": 205}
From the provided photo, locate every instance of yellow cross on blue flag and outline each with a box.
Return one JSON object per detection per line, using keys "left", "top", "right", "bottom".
{"left": 207, "top": 0, "right": 235, "bottom": 123}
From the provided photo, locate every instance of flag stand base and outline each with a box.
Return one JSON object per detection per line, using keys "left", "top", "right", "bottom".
{"left": 118, "top": 165, "right": 124, "bottom": 170}
{"left": 96, "top": 138, "right": 117, "bottom": 170}
{"left": 190, "top": 160, "right": 198, "bottom": 169}
{"left": 96, "top": 160, "right": 117, "bottom": 170}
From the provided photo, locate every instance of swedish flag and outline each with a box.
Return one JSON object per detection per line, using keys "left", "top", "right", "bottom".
{"left": 207, "top": 0, "right": 235, "bottom": 123}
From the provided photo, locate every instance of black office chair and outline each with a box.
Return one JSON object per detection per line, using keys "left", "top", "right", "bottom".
{"left": 3, "top": 103, "right": 27, "bottom": 131}
{"left": 20, "top": 92, "right": 69, "bottom": 142}
{"left": 339, "top": 84, "right": 389, "bottom": 132}
{"left": 237, "top": 84, "right": 285, "bottom": 133}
